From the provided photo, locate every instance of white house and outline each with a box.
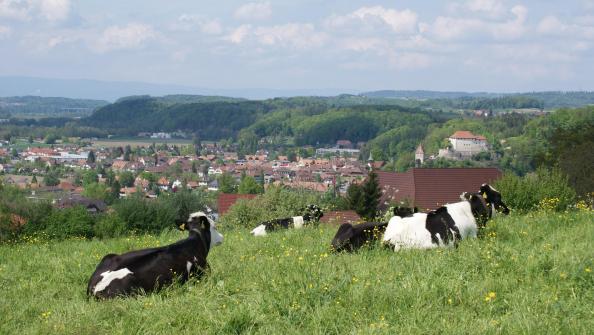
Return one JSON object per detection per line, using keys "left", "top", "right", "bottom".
{"left": 438, "top": 130, "right": 489, "bottom": 160}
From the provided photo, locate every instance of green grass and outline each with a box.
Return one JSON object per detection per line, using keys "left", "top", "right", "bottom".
{"left": 1, "top": 211, "right": 593, "bottom": 334}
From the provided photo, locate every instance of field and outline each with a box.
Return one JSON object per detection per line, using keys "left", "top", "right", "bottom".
{"left": 1, "top": 211, "right": 592, "bottom": 334}
{"left": 89, "top": 137, "right": 193, "bottom": 148}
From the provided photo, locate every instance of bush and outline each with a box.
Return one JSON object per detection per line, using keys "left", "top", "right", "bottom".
{"left": 219, "top": 186, "right": 326, "bottom": 229}
{"left": 43, "top": 206, "right": 96, "bottom": 239}
{"left": 494, "top": 168, "right": 576, "bottom": 212}
{"left": 113, "top": 198, "right": 177, "bottom": 233}
{"left": 94, "top": 213, "right": 127, "bottom": 239}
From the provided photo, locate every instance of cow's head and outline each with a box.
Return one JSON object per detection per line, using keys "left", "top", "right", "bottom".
{"left": 465, "top": 192, "right": 491, "bottom": 227}
{"left": 184, "top": 212, "right": 224, "bottom": 249}
{"left": 303, "top": 204, "right": 324, "bottom": 222}
{"left": 479, "top": 184, "right": 510, "bottom": 215}
{"left": 393, "top": 206, "right": 418, "bottom": 217}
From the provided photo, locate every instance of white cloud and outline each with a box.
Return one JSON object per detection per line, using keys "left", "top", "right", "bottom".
{"left": 465, "top": 0, "right": 505, "bottom": 17}
{"left": 0, "top": 0, "right": 70, "bottom": 21}
{"left": 537, "top": 16, "right": 566, "bottom": 35}
{"left": 424, "top": 5, "right": 527, "bottom": 41}
{"left": 0, "top": 0, "right": 32, "bottom": 20}
{"left": 172, "top": 14, "right": 223, "bottom": 35}
{"left": 93, "top": 23, "right": 155, "bottom": 53}
{"left": 234, "top": 2, "right": 272, "bottom": 21}
{"left": 0, "top": 25, "right": 11, "bottom": 38}
{"left": 227, "top": 23, "right": 327, "bottom": 49}
{"left": 253, "top": 23, "right": 327, "bottom": 49}
{"left": 227, "top": 24, "right": 251, "bottom": 44}
{"left": 38, "top": 0, "right": 69, "bottom": 21}
{"left": 327, "top": 6, "right": 418, "bottom": 34}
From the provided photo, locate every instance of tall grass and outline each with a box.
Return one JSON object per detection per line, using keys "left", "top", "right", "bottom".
{"left": 0, "top": 210, "right": 592, "bottom": 334}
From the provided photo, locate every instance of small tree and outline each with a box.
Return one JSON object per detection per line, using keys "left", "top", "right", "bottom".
{"left": 238, "top": 175, "right": 264, "bottom": 194}
{"left": 218, "top": 173, "right": 238, "bottom": 193}
{"left": 361, "top": 171, "right": 381, "bottom": 219}
{"left": 87, "top": 150, "right": 96, "bottom": 164}
{"left": 346, "top": 183, "right": 365, "bottom": 216}
{"left": 119, "top": 171, "right": 135, "bottom": 187}
{"left": 44, "top": 171, "right": 60, "bottom": 186}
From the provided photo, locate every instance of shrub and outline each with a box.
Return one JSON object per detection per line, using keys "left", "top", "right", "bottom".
{"left": 219, "top": 186, "right": 326, "bottom": 230}
{"left": 43, "top": 206, "right": 96, "bottom": 239}
{"left": 94, "top": 213, "right": 127, "bottom": 239}
{"left": 494, "top": 168, "right": 576, "bottom": 212}
{"left": 113, "top": 198, "right": 177, "bottom": 233}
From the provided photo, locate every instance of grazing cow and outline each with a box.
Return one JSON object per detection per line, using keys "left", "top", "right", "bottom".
{"left": 330, "top": 206, "right": 417, "bottom": 253}
{"left": 87, "top": 212, "right": 223, "bottom": 299}
{"left": 480, "top": 183, "right": 510, "bottom": 215}
{"left": 250, "top": 204, "right": 323, "bottom": 236}
{"left": 383, "top": 185, "right": 508, "bottom": 250}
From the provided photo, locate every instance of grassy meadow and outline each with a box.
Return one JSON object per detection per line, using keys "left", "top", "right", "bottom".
{"left": 0, "top": 210, "right": 592, "bottom": 334}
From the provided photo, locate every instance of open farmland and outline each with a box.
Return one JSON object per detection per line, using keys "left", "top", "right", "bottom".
{"left": 89, "top": 137, "right": 193, "bottom": 148}
{"left": 0, "top": 210, "right": 592, "bottom": 334}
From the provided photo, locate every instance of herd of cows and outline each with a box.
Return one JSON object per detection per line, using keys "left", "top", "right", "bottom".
{"left": 87, "top": 183, "right": 509, "bottom": 299}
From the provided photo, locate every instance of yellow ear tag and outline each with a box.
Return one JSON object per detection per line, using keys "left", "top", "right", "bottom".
{"left": 482, "top": 192, "right": 487, "bottom": 199}
{"left": 179, "top": 223, "right": 186, "bottom": 230}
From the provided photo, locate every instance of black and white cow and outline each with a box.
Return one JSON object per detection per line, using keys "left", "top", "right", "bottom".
{"left": 383, "top": 184, "right": 508, "bottom": 250}
{"left": 330, "top": 206, "right": 417, "bottom": 253}
{"left": 87, "top": 212, "right": 223, "bottom": 299}
{"left": 250, "top": 204, "right": 323, "bottom": 236}
{"left": 480, "top": 183, "right": 510, "bottom": 215}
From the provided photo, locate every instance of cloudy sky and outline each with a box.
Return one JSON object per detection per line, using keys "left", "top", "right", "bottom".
{"left": 1, "top": 0, "right": 594, "bottom": 92}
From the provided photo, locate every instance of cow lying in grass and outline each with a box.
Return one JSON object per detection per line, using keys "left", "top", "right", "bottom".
{"left": 383, "top": 184, "right": 509, "bottom": 251}
{"left": 87, "top": 212, "right": 223, "bottom": 299}
{"left": 251, "top": 204, "right": 323, "bottom": 236}
{"left": 330, "top": 206, "right": 417, "bottom": 253}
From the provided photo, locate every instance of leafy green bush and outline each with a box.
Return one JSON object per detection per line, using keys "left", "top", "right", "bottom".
{"left": 219, "top": 186, "right": 325, "bottom": 229}
{"left": 94, "top": 213, "right": 127, "bottom": 239}
{"left": 494, "top": 168, "right": 576, "bottom": 212}
{"left": 43, "top": 206, "right": 96, "bottom": 239}
{"left": 113, "top": 198, "right": 177, "bottom": 233}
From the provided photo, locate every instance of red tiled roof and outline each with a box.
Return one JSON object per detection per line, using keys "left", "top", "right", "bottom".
{"left": 450, "top": 130, "right": 487, "bottom": 141}
{"left": 320, "top": 210, "right": 362, "bottom": 226}
{"left": 218, "top": 193, "right": 258, "bottom": 215}
{"left": 376, "top": 168, "right": 502, "bottom": 211}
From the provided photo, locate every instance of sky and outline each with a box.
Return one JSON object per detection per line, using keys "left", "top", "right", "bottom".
{"left": 1, "top": 0, "right": 594, "bottom": 93}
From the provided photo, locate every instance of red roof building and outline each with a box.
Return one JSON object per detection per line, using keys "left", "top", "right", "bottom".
{"left": 450, "top": 130, "right": 487, "bottom": 141}
{"left": 376, "top": 168, "right": 502, "bottom": 211}
{"left": 217, "top": 193, "right": 258, "bottom": 215}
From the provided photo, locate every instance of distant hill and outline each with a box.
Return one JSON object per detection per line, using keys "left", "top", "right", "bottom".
{"left": 0, "top": 96, "right": 109, "bottom": 117}
{"left": 361, "top": 90, "right": 594, "bottom": 109}
{"left": 0, "top": 76, "right": 356, "bottom": 101}
{"left": 360, "top": 90, "right": 502, "bottom": 100}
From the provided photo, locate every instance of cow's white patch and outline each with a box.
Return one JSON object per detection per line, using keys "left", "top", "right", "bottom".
{"left": 488, "top": 185, "right": 498, "bottom": 192}
{"left": 188, "top": 211, "right": 207, "bottom": 222}
{"left": 383, "top": 213, "right": 435, "bottom": 250}
{"left": 251, "top": 224, "right": 267, "bottom": 236}
{"left": 491, "top": 203, "right": 496, "bottom": 217}
{"left": 292, "top": 216, "right": 305, "bottom": 229}
{"left": 186, "top": 261, "right": 192, "bottom": 274}
{"left": 93, "top": 268, "right": 133, "bottom": 294}
{"left": 445, "top": 201, "right": 477, "bottom": 239}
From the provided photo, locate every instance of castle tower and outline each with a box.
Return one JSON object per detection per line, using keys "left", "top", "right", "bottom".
{"left": 415, "top": 144, "right": 425, "bottom": 167}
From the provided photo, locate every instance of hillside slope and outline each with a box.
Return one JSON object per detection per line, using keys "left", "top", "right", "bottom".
{"left": 1, "top": 210, "right": 592, "bottom": 334}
